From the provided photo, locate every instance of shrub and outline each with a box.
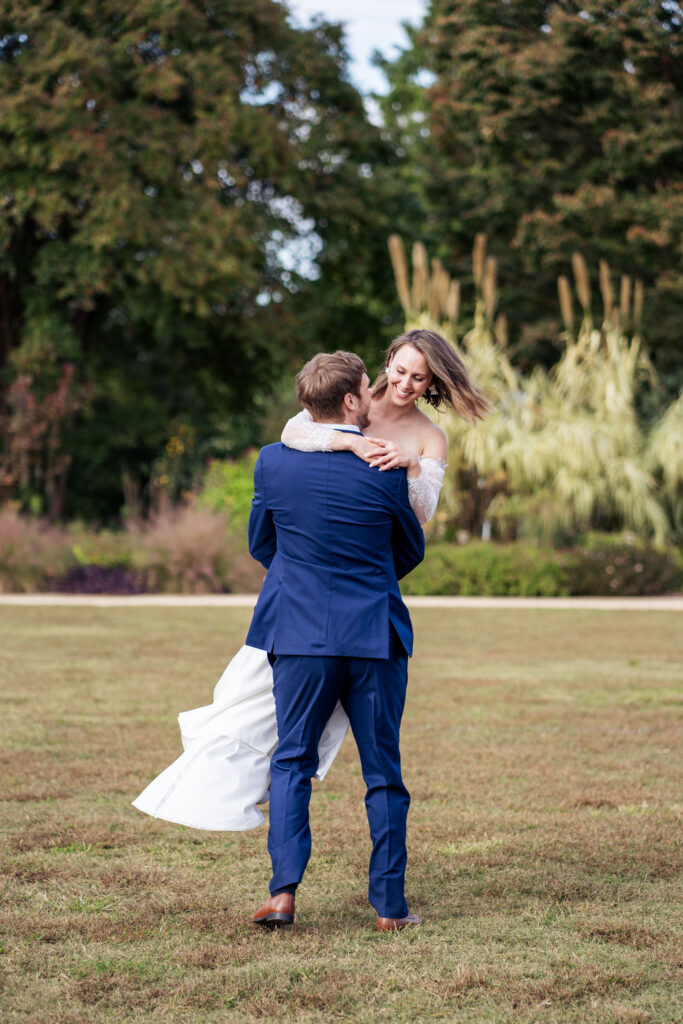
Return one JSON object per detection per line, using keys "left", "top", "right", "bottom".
{"left": 0, "top": 502, "right": 266, "bottom": 594}
{"left": 0, "top": 504, "right": 75, "bottom": 591}
{"left": 402, "top": 537, "right": 682, "bottom": 597}
{"left": 67, "top": 524, "right": 136, "bottom": 569}
{"left": 54, "top": 523, "right": 142, "bottom": 593}
{"left": 54, "top": 565, "right": 147, "bottom": 594}
{"left": 196, "top": 452, "right": 258, "bottom": 532}
{"left": 130, "top": 503, "right": 263, "bottom": 594}
{"left": 568, "top": 533, "right": 682, "bottom": 597}
{"left": 402, "top": 541, "right": 571, "bottom": 597}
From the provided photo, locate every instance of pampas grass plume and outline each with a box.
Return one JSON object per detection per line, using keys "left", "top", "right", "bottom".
{"left": 558, "top": 275, "right": 574, "bottom": 333}
{"left": 634, "top": 279, "right": 644, "bottom": 328}
{"left": 447, "top": 280, "right": 461, "bottom": 324}
{"left": 572, "top": 252, "right": 591, "bottom": 311}
{"left": 483, "top": 256, "right": 497, "bottom": 322}
{"left": 412, "top": 241, "right": 428, "bottom": 311}
{"left": 388, "top": 235, "right": 411, "bottom": 314}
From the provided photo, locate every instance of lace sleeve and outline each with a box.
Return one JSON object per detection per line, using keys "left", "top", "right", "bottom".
{"left": 407, "top": 458, "right": 446, "bottom": 525}
{"left": 281, "top": 408, "right": 336, "bottom": 453}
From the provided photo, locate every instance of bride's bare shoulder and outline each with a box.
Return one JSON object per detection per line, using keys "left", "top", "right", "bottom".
{"left": 413, "top": 408, "right": 447, "bottom": 460}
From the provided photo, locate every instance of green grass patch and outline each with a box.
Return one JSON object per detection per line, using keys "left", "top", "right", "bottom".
{"left": 0, "top": 607, "right": 680, "bottom": 1023}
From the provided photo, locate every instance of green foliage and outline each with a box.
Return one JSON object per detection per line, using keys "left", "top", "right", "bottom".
{"left": 403, "top": 541, "right": 571, "bottom": 596}
{"left": 68, "top": 525, "right": 134, "bottom": 570}
{"left": 0, "top": 0, "right": 401, "bottom": 519}
{"left": 645, "top": 393, "right": 683, "bottom": 537}
{"left": 379, "top": 0, "right": 683, "bottom": 381}
{"left": 2, "top": 497, "right": 679, "bottom": 596}
{"left": 403, "top": 537, "right": 682, "bottom": 597}
{"left": 3, "top": 0, "right": 680, "bottom": 523}
{"left": 196, "top": 451, "right": 258, "bottom": 532}
{"left": 568, "top": 533, "right": 683, "bottom": 597}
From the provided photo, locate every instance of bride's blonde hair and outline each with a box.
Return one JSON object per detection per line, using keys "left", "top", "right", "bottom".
{"left": 372, "top": 329, "right": 490, "bottom": 423}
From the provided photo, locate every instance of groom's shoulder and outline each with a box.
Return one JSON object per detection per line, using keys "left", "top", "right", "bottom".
{"left": 257, "top": 442, "right": 284, "bottom": 457}
{"left": 256, "top": 443, "right": 316, "bottom": 471}
{"left": 256, "top": 442, "right": 295, "bottom": 460}
{"left": 257, "top": 442, "right": 306, "bottom": 461}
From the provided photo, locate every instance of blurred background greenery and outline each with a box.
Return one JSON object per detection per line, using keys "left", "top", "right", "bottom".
{"left": 0, "top": 0, "right": 681, "bottom": 593}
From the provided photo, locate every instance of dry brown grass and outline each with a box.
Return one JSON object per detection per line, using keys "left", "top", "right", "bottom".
{"left": 0, "top": 607, "right": 680, "bottom": 1023}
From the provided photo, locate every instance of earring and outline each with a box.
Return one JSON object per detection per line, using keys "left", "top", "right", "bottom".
{"left": 384, "top": 367, "right": 389, "bottom": 374}
{"left": 426, "top": 385, "right": 438, "bottom": 400}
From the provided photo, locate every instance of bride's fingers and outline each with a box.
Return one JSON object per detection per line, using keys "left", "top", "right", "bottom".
{"left": 370, "top": 453, "right": 400, "bottom": 470}
{"left": 362, "top": 445, "right": 389, "bottom": 462}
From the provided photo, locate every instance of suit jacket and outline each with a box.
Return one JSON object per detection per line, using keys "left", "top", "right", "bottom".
{"left": 245, "top": 442, "right": 425, "bottom": 658}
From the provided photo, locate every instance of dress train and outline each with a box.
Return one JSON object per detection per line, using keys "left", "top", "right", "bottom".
{"left": 132, "top": 645, "right": 350, "bottom": 830}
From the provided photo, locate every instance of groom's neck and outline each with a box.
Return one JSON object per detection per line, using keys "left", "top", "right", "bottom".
{"left": 309, "top": 408, "right": 358, "bottom": 427}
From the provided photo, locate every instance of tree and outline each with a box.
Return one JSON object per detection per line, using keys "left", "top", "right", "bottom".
{"left": 0, "top": 1, "right": 402, "bottom": 518}
{"left": 378, "top": 0, "right": 683, "bottom": 384}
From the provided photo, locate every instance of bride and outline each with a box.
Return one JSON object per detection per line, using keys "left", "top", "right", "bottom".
{"left": 133, "top": 329, "right": 487, "bottom": 830}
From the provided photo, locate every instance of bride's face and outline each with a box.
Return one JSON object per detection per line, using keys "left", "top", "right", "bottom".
{"left": 386, "top": 345, "right": 432, "bottom": 406}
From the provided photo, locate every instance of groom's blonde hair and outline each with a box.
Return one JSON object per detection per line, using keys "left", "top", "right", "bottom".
{"left": 296, "top": 351, "right": 366, "bottom": 421}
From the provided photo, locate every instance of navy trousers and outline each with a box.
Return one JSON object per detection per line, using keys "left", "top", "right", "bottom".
{"left": 268, "top": 642, "right": 410, "bottom": 919}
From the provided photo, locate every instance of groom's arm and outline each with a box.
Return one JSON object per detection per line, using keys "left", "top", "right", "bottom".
{"left": 392, "top": 472, "right": 425, "bottom": 580}
{"left": 248, "top": 450, "right": 277, "bottom": 569}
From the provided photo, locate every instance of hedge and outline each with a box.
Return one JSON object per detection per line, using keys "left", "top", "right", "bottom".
{"left": 1, "top": 502, "right": 680, "bottom": 596}
{"left": 402, "top": 537, "right": 682, "bottom": 598}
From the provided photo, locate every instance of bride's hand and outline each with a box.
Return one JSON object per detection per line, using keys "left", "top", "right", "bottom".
{"left": 364, "top": 439, "right": 420, "bottom": 475}
{"left": 343, "top": 433, "right": 387, "bottom": 461}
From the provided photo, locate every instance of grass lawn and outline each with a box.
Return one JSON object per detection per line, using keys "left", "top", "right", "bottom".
{"left": 0, "top": 607, "right": 681, "bottom": 1024}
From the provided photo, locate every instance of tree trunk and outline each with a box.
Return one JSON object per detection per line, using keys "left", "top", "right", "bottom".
{"left": 0, "top": 274, "right": 12, "bottom": 374}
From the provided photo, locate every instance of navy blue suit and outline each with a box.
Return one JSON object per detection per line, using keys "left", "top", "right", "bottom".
{"left": 246, "top": 441, "right": 425, "bottom": 918}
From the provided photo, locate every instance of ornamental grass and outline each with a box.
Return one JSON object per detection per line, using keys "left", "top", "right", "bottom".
{"left": 388, "top": 235, "right": 682, "bottom": 546}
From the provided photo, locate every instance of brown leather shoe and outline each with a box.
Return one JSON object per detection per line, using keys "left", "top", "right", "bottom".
{"left": 252, "top": 892, "right": 295, "bottom": 928}
{"left": 375, "top": 911, "right": 421, "bottom": 932}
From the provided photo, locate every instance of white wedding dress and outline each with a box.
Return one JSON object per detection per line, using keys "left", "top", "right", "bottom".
{"left": 132, "top": 411, "right": 445, "bottom": 831}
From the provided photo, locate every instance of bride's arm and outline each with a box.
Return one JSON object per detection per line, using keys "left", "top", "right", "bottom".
{"left": 281, "top": 409, "right": 380, "bottom": 459}
{"left": 282, "top": 410, "right": 446, "bottom": 524}
{"left": 281, "top": 409, "right": 336, "bottom": 452}
{"left": 406, "top": 458, "right": 446, "bottom": 525}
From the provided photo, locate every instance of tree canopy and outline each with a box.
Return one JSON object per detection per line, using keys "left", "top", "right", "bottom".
{"left": 378, "top": 0, "right": 683, "bottom": 377}
{"left": 0, "top": 0, "right": 404, "bottom": 516}
{"left": 1, "top": 0, "right": 681, "bottom": 521}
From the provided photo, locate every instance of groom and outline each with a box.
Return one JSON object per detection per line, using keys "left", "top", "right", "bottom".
{"left": 245, "top": 351, "right": 425, "bottom": 931}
